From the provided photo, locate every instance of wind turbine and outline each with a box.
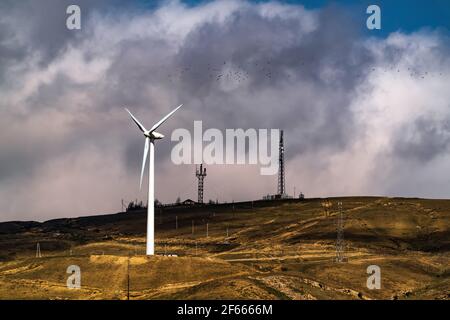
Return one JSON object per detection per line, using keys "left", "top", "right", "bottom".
{"left": 125, "top": 104, "right": 183, "bottom": 255}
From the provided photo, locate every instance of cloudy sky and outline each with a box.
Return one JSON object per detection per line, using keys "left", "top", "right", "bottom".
{"left": 0, "top": 0, "right": 449, "bottom": 222}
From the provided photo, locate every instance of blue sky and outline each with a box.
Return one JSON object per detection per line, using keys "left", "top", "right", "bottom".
{"left": 175, "top": 0, "right": 450, "bottom": 36}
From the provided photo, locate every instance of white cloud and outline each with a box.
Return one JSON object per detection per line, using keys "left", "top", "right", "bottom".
{"left": 0, "top": 1, "right": 449, "bottom": 221}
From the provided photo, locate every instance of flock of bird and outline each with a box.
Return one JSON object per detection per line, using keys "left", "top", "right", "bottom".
{"left": 166, "top": 60, "right": 276, "bottom": 85}
{"left": 165, "top": 59, "right": 445, "bottom": 86}
{"left": 371, "top": 65, "right": 444, "bottom": 80}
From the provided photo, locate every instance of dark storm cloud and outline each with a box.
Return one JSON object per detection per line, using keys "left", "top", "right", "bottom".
{"left": 1, "top": 0, "right": 449, "bottom": 221}
{"left": 171, "top": 5, "right": 374, "bottom": 156}
{"left": 393, "top": 116, "right": 450, "bottom": 163}
{"left": 0, "top": 0, "right": 132, "bottom": 65}
{"left": 0, "top": 20, "right": 27, "bottom": 85}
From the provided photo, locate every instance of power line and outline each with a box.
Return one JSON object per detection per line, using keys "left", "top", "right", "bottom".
{"left": 336, "top": 201, "right": 346, "bottom": 263}
{"left": 127, "top": 257, "right": 130, "bottom": 300}
{"left": 36, "top": 242, "right": 42, "bottom": 258}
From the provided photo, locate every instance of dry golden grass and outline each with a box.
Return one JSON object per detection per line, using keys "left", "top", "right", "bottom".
{"left": 0, "top": 197, "right": 448, "bottom": 299}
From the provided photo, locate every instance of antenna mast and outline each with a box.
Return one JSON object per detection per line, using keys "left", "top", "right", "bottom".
{"left": 277, "top": 130, "right": 286, "bottom": 196}
{"left": 196, "top": 164, "right": 207, "bottom": 204}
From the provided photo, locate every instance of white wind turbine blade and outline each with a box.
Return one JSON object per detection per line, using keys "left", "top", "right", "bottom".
{"left": 149, "top": 104, "right": 183, "bottom": 132}
{"left": 140, "top": 137, "right": 150, "bottom": 189}
{"left": 125, "top": 108, "right": 147, "bottom": 133}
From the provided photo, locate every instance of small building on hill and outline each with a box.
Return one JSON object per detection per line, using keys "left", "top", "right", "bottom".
{"left": 182, "top": 199, "right": 197, "bottom": 206}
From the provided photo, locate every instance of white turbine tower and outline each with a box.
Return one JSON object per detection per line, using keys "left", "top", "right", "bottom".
{"left": 125, "top": 104, "right": 183, "bottom": 255}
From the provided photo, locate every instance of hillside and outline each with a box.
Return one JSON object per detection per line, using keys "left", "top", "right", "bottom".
{"left": 0, "top": 197, "right": 449, "bottom": 300}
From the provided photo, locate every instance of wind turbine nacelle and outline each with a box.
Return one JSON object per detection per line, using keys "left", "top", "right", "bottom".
{"left": 145, "top": 131, "right": 164, "bottom": 139}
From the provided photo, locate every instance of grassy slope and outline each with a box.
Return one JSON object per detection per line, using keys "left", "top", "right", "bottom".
{"left": 0, "top": 197, "right": 448, "bottom": 300}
